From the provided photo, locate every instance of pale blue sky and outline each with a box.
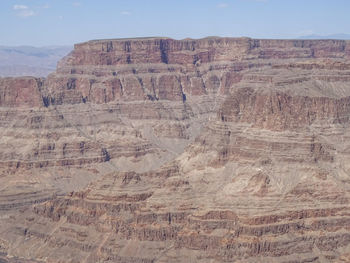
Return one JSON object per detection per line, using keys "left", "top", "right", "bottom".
{"left": 1, "top": 0, "right": 350, "bottom": 46}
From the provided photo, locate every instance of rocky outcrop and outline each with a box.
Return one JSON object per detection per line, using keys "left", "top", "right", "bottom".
{"left": 0, "top": 77, "right": 43, "bottom": 108}
{"left": 62, "top": 38, "right": 350, "bottom": 67}
{"left": 1, "top": 37, "right": 350, "bottom": 263}
{"left": 44, "top": 38, "right": 350, "bottom": 106}
{"left": 219, "top": 88, "right": 350, "bottom": 130}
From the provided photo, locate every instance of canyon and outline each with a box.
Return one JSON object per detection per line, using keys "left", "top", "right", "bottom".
{"left": 0, "top": 37, "right": 350, "bottom": 262}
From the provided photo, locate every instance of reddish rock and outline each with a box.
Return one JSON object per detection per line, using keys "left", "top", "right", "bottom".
{"left": 1, "top": 37, "right": 350, "bottom": 263}
{"left": 219, "top": 88, "right": 350, "bottom": 130}
{"left": 0, "top": 77, "right": 43, "bottom": 107}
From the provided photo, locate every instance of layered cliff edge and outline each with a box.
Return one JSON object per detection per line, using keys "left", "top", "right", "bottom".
{"left": 3, "top": 37, "right": 350, "bottom": 108}
{"left": 1, "top": 37, "right": 350, "bottom": 263}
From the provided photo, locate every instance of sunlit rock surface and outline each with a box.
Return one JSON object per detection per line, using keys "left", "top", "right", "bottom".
{"left": 1, "top": 37, "right": 350, "bottom": 263}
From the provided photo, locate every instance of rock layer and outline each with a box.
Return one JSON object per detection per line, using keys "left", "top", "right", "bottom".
{"left": 0, "top": 37, "right": 350, "bottom": 263}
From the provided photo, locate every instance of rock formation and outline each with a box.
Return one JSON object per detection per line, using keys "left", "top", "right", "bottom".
{"left": 0, "top": 37, "right": 350, "bottom": 262}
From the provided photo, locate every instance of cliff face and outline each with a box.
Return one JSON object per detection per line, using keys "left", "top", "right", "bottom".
{"left": 219, "top": 88, "right": 350, "bottom": 130}
{"left": 44, "top": 37, "right": 350, "bottom": 106}
{"left": 1, "top": 37, "right": 350, "bottom": 263}
{"left": 66, "top": 38, "right": 350, "bottom": 66}
{"left": 0, "top": 77, "right": 43, "bottom": 108}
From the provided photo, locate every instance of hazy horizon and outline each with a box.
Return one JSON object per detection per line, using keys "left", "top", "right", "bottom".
{"left": 1, "top": 0, "right": 350, "bottom": 46}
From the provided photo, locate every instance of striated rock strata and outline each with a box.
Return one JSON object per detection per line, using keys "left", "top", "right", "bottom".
{"left": 0, "top": 37, "right": 350, "bottom": 262}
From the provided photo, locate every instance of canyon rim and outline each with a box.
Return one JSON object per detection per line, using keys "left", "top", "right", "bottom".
{"left": 0, "top": 37, "right": 350, "bottom": 262}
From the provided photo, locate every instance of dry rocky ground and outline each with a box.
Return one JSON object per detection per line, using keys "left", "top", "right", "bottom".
{"left": 0, "top": 37, "right": 350, "bottom": 262}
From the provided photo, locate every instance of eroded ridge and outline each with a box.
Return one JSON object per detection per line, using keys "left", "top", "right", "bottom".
{"left": 1, "top": 37, "right": 350, "bottom": 262}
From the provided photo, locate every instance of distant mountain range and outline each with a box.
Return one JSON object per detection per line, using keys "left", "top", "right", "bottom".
{"left": 298, "top": 34, "right": 350, "bottom": 40}
{"left": 0, "top": 45, "right": 72, "bottom": 77}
